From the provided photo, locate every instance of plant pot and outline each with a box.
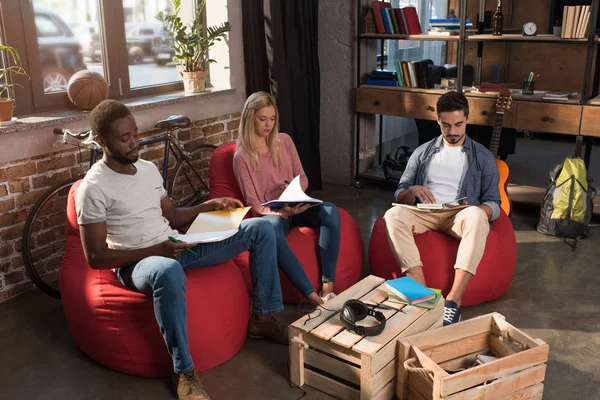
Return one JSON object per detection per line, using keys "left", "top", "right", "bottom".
{"left": 0, "top": 99, "right": 14, "bottom": 122}
{"left": 181, "top": 70, "right": 208, "bottom": 93}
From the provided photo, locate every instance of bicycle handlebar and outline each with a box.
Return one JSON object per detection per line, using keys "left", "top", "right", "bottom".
{"left": 53, "top": 128, "right": 92, "bottom": 139}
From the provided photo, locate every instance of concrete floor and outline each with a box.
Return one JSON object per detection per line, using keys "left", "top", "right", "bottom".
{"left": 0, "top": 136, "right": 599, "bottom": 399}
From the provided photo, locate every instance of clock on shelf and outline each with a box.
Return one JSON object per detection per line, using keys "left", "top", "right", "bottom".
{"left": 522, "top": 22, "right": 537, "bottom": 36}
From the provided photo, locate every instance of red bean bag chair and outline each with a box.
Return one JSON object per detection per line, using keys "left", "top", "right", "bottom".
{"left": 60, "top": 181, "right": 250, "bottom": 378}
{"left": 368, "top": 210, "right": 516, "bottom": 307}
{"left": 209, "top": 143, "right": 363, "bottom": 303}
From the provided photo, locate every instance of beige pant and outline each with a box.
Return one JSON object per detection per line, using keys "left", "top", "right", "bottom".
{"left": 383, "top": 206, "right": 490, "bottom": 275}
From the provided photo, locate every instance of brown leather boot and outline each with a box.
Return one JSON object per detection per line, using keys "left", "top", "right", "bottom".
{"left": 174, "top": 370, "right": 211, "bottom": 400}
{"left": 247, "top": 314, "right": 289, "bottom": 345}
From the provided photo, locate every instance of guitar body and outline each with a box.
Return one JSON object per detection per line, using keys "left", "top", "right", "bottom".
{"left": 496, "top": 158, "right": 511, "bottom": 216}
{"left": 491, "top": 91, "right": 513, "bottom": 217}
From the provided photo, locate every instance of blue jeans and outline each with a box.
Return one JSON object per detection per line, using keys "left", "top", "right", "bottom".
{"left": 116, "top": 218, "right": 283, "bottom": 374}
{"left": 261, "top": 202, "right": 340, "bottom": 298}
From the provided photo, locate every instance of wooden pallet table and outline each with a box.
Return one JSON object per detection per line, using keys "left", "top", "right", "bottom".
{"left": 289, "top": 275, "right": 444, "bottom": 400}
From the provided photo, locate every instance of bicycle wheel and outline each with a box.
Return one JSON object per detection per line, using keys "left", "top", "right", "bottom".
{"left": 22, "top": 176, "right": 80, "bottom": 299}
{"left": 169, "top": 144, "right": 217, "bottom": 208}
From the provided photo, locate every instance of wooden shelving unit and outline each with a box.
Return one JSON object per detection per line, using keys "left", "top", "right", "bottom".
{"left": 466, "top": 34, "right": 588, "bottom": 43}
{"left": 360, "top": 33, "right": 460, "bottom": 41}
{"left": 354, "top": 0, "right": 600, "bottom": 185}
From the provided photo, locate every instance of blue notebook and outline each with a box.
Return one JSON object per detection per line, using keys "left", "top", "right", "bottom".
{"left": 384, "top": 276, "right": 436, "bottom": 304}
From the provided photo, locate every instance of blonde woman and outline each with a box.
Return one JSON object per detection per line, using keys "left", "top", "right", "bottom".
{"left": 233, "top": 92, "right": 340, "bottom": 305}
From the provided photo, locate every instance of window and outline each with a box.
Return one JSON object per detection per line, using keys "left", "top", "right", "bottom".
{"left": 0, "top": 0, "right": 231, "bottom": 116}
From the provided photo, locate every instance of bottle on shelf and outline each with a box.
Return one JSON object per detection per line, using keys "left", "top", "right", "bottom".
{"left": 493, "top": 0, "right": 504, "bottom": 36}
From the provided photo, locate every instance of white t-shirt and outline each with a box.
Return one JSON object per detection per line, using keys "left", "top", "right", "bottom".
{"left": 426, "top": 145, "right": 467, "bottom": 205}
{"left": 75, "top": 159, "right": 177, "bottom": 250}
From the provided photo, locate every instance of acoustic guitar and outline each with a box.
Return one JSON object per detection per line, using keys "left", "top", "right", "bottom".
{"left": 491, "top": 90, "right": 512, "bottom": 216}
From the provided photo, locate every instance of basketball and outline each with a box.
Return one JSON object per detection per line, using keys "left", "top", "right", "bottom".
{"left": 67, "top": 70, "right": 109, "bottom": 111}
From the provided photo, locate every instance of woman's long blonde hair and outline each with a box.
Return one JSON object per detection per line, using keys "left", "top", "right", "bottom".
{"left": 237, "top": 91, "right": 281, "bottom": 169}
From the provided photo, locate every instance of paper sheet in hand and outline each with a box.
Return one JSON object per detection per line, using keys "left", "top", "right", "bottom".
{"left": 261, "top": 175, "right": 323, "bottom": 209}
{"left": 174, "top": 207, "right": 251, "bottom": 244}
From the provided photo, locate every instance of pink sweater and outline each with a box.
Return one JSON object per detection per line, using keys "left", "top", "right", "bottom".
{"left": 233, "top": 133, "right": 309, "bottom": 216}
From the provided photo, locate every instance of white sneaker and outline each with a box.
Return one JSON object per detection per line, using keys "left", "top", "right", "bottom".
{"left": 321, "top": 293, "right": 336, "bottom": 303}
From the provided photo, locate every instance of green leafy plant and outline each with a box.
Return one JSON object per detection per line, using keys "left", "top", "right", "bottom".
{"left": 0, "top": 44, "right": 29, "bottom": 100}
{"left": 157, "top": 0, "right": 231, "bottom": 73}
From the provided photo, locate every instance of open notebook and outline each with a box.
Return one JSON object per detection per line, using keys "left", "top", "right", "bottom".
{"left": 261, "top": 175, "right": 323, "bottom": 209}
{"left": 173, "top": 207, "right": 251, "bottom": 244}
{"left": 393, "top": 196, "right": 469, "bottom": 212}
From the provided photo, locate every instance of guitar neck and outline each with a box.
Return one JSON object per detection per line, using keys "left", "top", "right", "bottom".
{"left": 490, "top": 112, "right": 504, "bottom": 157}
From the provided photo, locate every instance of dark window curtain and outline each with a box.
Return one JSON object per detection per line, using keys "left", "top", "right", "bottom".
{"left": 242, "top": 1, "right": 270, "bottom": 94}
{"left": 241, "top": 0, "right": 322, "bottom": 191}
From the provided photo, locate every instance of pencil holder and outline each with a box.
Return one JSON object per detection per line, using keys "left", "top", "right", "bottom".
{"left": 522, "top": 79, "right": 535, "bottom": 95}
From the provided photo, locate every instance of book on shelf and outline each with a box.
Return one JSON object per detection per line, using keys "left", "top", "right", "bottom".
{"left": 371, "top": 1, "right": 391, "bottom": 34}
{"left": 384, "top": 276, "right": 436, "bottom": 305}
{"left": 366, "top": 69, "right": 398, "bottom": 86}
{"left": 366, "top": 79, "right": 398, "bottom": 87}
{"left": 428, "top": 29, "right": 453, "bottom": 36}
{"left": 392, "top": 61, "right": 433, "bottom": 89}
{"left": 542, "top": 91, "right": 576, "bottom": 101}
{"left": 370, "top": 2, "right": 422, "bottom": 34}
{"left": 562, "top": 5, "right": 590, "bottom": 39}
{"left": 429, "top": 18, "right": 473, "bottom": 30}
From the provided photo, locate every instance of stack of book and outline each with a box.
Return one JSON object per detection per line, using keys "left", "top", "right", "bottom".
{"left": 561, "top": 5, "right": 591, "bottom": 39}
{"left": 384, "top": 276, "right": 442, "bottom": 309}
{"left": 393, "top": 60, "right": 434, "bottom": 89}
{"left": 366, "top": 70, "right": 398, "bottom": 87}
{"left": 371, "top": 1, "right": 422, "bottom": 35}
{"left": 541, "top": 91, "right": 573, "bottom": 101}
{"left": 428, "top": 18, "right": 474, "bottom": 35}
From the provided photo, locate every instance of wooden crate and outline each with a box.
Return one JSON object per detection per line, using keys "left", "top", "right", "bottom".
{"left": 289, "top": 275, "right": 444, "bottom": 400}
{"left": 397, "top": 313, "right": 549, "bottom": 400}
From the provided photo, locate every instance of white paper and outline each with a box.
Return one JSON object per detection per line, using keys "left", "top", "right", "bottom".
{"left": 261, "top": 175, "right": 323, "bottom": 208}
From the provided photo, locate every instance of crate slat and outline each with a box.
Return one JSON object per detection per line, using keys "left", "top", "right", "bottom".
{"left": 372, "top": 379, "right": 396, "bottom": 400}
{"left": 439, "top": 344, "right": 550, "bottom": 397}
{"left": 488, "top": 333, "right": 517, "bottom": 358}
{"left": 353, "top": 306, "right": 426, "bottom": 355}
{"left": 408, "top": 371, "right": 434, "bottom": 400}
{"left": 496, "top": 383, "right": 544, "bottom": 400}
{"left": 491, "top": 314, "right": 542, "bottom": 350}
{"left": 305, "top": 348, "right": 361, "bottom": 385}
{"left": 304, "top": 369, "right": 361, "bottom": 400}
{"left": 332, "top": 329, "right": 365, "bottom": 348}
{"left": 370, "top": 358, "right": 396, "bottom": 394}
{"left": 302, "top": 329, "right": 361, "bottom": 365}
{"left": 401, "top": 313, "right": 494, "bottom": 350}
{"left": 373, "top": 300, "right": 443, "bottom": 377}
{"left": 312, "top": 287, "right": 397, "bottom": 341}
{"left": 292, "top": 275, "right": 385, "bottom": 332}
{"left": 445, "top": 364, "right": 546, "bottom": 400}
{"left": 423, "top": 331, "right": 489, "bottom": 364}
{"left": 408, "top": 383, "right": 430, "bottom": 400}
{"left": 289, "top": 327, "right": 305, "bottom": 386}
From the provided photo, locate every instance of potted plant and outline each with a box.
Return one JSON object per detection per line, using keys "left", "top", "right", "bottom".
{"left": 157, "top": 0, "right": 231, "bottom": 93}
{"left": 0, "top": 44, "right": 29, "bottom": 122}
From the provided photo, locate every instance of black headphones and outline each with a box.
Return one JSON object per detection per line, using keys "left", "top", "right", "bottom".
{"left": 339, "top": 300, "right": 386, "bottom": 336}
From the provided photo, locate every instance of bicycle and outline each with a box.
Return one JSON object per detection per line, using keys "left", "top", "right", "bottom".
{"left": 21, "top": 115, "right": 217, "bottom": 299}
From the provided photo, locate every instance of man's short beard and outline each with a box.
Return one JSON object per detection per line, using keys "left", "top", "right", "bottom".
{"left": 105, "top": 144, "right": 138, "bottom": 164}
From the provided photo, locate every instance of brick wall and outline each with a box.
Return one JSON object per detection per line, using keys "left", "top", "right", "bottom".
{"left": 0, "top": 112, "right": 240, "bottom": 303}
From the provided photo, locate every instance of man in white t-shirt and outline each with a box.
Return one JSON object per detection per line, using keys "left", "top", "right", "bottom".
{"left": 75, "top": 100, "right": 285, "bottom": 400}
{"left": 383, "top": 91, "right": 501, "bottom": 326}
